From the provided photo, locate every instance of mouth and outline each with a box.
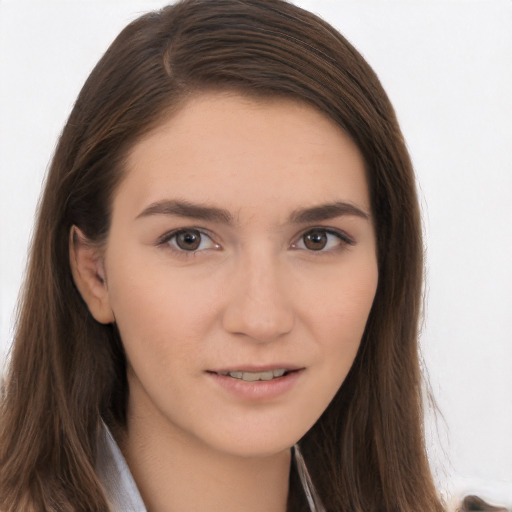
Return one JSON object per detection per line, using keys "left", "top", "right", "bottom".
{"left": 211, "top": 368, "right": 293, "bottom": 382}
{"left": 206, "top": 366, "right": 304, "bottom": 400}
{"left": 207, "top": 367, "right": 301, "bottom": 382}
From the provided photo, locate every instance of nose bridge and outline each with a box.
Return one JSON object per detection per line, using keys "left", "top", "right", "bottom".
{"left": 222, "top": 244, "right": 294, "bottom": 342}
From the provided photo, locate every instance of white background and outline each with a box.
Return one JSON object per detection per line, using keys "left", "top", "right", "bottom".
{"left": 1, "top": 0, "right": 511, "bottom": 507}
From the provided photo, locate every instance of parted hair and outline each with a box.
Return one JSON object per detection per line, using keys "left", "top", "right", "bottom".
{"left": 0, "top": 1, "right": 444, "bottom": 511}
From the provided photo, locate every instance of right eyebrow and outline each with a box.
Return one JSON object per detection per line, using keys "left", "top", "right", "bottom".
{"left": 135, "top": 199, "right": 234, "bottom": 225}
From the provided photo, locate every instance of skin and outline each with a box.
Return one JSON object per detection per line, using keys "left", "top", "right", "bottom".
{"left": 71, "top": 92, "right": 378, "bottom": 512}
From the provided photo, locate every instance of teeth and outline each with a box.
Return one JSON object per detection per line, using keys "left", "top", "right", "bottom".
{"left": 242, "top": 370, "right": 273, "bottom": 381}
{"left": 218, "top": 369, "right": 288, "bottom": 381}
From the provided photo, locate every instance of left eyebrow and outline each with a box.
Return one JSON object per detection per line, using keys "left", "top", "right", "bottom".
{"left": 288, "top": 201, "right": 370, "bottom": 224}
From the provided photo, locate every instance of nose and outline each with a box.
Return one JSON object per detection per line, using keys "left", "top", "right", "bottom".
{"left": 221, "top": 252, "right": 295, "bottom": 343}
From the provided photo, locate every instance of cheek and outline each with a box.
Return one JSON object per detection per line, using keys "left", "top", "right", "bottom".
{"left": 301, "top": 256, "right": 378, "bottom": 333}
{"left": 306, "top": 259, "right": 378, "bottom": 370}
{"left": 105, "top": 255, "right": 224, "bottom": 372}
{"left": 286, "top": 271, "right": 377, "bottom": 440}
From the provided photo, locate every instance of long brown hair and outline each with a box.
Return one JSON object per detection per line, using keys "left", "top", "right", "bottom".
{"left": 0, "top": 1, "right": 444, "bottom": 510}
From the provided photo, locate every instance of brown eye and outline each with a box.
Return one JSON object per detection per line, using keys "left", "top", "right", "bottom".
{"left": 162, "top": 228, "right": 220, "bottom": 253}
{"left": 303, "top": 229, "right": 328, "bottom": 251}
{"left": 291, "top": 228, "right": 353, "bottom": 252}
{"left": 175, "top": 229, "right": 202, "bottom": 250}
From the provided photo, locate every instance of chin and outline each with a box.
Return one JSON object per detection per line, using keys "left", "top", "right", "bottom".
{"left": 195, "top": 420, "right": 313, "bottom": 460}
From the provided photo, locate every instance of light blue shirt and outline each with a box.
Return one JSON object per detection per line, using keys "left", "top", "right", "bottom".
{"left": 96, "top": 424, "right": 147, "bottom": 511}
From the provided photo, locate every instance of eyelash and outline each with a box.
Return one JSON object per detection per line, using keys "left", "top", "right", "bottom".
{"left": 290, "top": 228, "right": 355, "bottom": 252}
{"left": 157, "top": 228, "right": 220, "bottom": 256}
{"left": 157, "top": 226, "right": 354, "bottom": 256}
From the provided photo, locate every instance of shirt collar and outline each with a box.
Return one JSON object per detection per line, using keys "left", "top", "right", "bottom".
{"left": 96, "top": 422, "right": 322, "bottom": 512}
{"left": 96, "top": 422, "right": 147, "bottom": 512}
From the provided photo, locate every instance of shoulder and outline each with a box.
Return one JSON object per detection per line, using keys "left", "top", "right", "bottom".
{"left": 459, "top": 495, "right": 509, "bottom": 512}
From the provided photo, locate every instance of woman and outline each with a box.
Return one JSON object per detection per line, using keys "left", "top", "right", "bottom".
{"left": 0, "top": 0, "right": 444, "bottom": 510}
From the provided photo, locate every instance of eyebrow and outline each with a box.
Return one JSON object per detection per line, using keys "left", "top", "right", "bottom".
{"left": 288, "top": 201, "right": 370, "bottom": 224}
{"left": 136, "top": 199, "right": 234, "bottom": 224}
{"left": 136, "top": 199, "right": 369, "bottom": 224}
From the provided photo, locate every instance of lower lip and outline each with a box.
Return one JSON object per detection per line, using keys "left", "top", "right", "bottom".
{"left": 207, "top": 370, "right": 303, "bottom": 401}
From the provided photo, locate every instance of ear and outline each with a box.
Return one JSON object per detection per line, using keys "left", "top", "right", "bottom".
{"left": 69, "top": 226, "right": 115, "bottom": 324}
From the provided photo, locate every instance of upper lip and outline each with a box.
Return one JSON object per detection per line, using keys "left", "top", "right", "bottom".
{"left": 208, "top": 364, "right": 303, "bottom": 374}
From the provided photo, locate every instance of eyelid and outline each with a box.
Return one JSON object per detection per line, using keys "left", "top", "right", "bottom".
{"left": 290, "top": 226, "right": 355, "bottom": 251}
{"left": 157, "top": 227, "right": 220, "bottom": 252}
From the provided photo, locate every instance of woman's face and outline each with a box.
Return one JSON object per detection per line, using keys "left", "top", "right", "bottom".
{"left": 96, "top": 92, "right": 378, "bottom": 457}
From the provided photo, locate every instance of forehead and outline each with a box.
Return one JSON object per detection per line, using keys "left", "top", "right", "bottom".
{"left": 117, "top": 92, "right": 370, "bottom": 220}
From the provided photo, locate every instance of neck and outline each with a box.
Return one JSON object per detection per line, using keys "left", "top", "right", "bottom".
{"left": 121, "top": 406, "right": 291, "bottom": 512}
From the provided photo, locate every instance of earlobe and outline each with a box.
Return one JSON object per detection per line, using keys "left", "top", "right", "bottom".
{"left": 69, "top": 226, "right": 115, "bottom": 324}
